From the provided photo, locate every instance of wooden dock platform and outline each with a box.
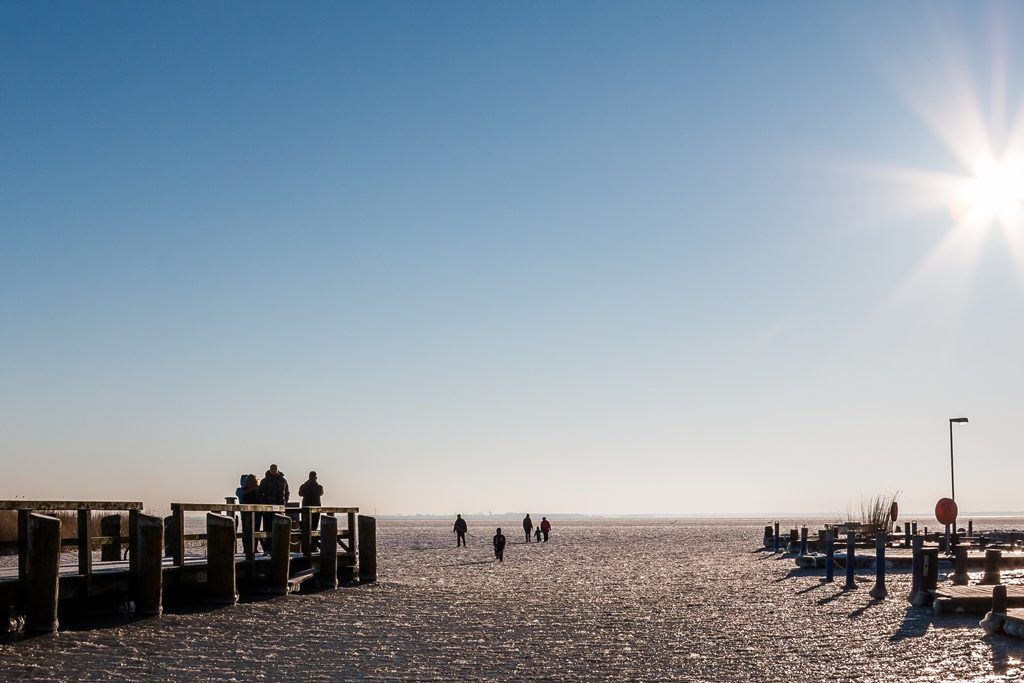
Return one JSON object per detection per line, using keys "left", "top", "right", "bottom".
{"left": 933, "top": 585, "right": 1024, "bottom": 615}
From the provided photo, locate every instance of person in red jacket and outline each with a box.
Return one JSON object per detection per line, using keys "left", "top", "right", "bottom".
{"left": 540, "top": 517, "right": 551, "bottom": 542}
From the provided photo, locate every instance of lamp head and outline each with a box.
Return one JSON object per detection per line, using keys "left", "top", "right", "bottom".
{"left": 950, "top": 417, "right": 969, "bottom": 424}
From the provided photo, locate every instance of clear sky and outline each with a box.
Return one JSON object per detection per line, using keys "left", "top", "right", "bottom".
{"left": 3, "top": 2, "right": 1024, "bottom": 516}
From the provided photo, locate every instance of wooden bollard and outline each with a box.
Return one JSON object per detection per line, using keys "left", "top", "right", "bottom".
{"left": 787, "top": 529, "right": 799, "bottom": 553}
{"left": 318, "top": 515, "right": 339, "bottom": 589}
{"left": 100, "top": 515, "right": 122, "bottom": 562}
{"left": 909, "top": 535, "right": 923, "bottom": 604}
{"left": 269, "top": 514, "right": 292, "bottom": 595}
{"left": 912, "top": 521, "right": 918, "bottom": 535}
{"left": 163, "top": 515, "right": 177, "bottom": 559}
{"left": 980, "top": 549, "right": 1003, "bottom": 585}
{"left": 911, "top": 548, "right": 939, "bottom": 606}
{"left": 135, "top": 513, "right": 163, "bottom": 616}
{"left": 903, "top": 522, "right": 911, "bottom": 548}
{"left": 763, "top": 525, "right": 773, "bottom": 548}
{"left": 358, "top": 515, "right": 377, "bottom": 582}
{"left": 869, "top": 531, "right": 887, "bottom": 599}
{"left": 799, "top": 527, "right": 808, "bottom": 557}
{"left": 844, "top": 531, "right": 856, "bottom": 590}
{"left": 825, "top": 529, "right": 834, "bottom": 583}
{"left": 968, "top": 519, "right": 974, "bottom": 537}
{"left": 817, "top": 529, "right": 827, "bottom": 554}
{"left": 26, "top": 513, "right": 61, "bottom": 634}
{"left": 773, "top": 521, "right": 780, "bottom": 552}
{"left": 981, "top": 585, "right": 1009, "bottom": 635}
{"left": 205, "top": 513, "right": 237, "bottom": 605}
{"left": 952, "top": 546, "right": 969, "bottom": 586}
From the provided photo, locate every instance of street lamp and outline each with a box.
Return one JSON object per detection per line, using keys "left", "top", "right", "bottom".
{"left": 949, "top": 417, "right": 968, "bottom": 501}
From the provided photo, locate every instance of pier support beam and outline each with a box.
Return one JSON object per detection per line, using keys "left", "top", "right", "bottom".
{"left": 269, "top": 514, "right": 291, "bottom": 595}
{"left": 844, "top": 531, "right": 856, "bottom": 590}
{"left": 206, "top": 513, "right": 237, "bottom": 605}
{"left": 980, "top": 549, "right": 1003, "bottom": 585}
{"left": 101, "top": 515, "right": 122, "bottom": 562}
{"left": 26, "top": 513, "right": 61, "bottom": 634}
{"left": 135, "top": 513, "right": 164, "bottom": 616}
{"left": 318, "top": 515, "right": 339, "bottom": 589}
{"left": 869, "top": 531, "right": 887, "bottom": 599}
{"left": 952, "top": 546, "right": 969, "bottom": 586}
{"left": 358, "top": 515, "right": 377, "bottom": 583}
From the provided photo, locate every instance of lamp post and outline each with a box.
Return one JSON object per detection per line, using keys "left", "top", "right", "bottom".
{"left": 949, "top": 417, "right": 968, "bottom": 501}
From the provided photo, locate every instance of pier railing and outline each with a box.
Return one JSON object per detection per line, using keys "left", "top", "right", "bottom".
{"left": 0, "top": 501, "right": 144, "bottom": 581}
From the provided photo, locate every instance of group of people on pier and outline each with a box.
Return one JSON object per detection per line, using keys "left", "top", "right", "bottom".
{"left": 452, "top": 513, "right": 553, "bottom": 563}
{"left": 233, "top": 464, "right": 325, "bottom": 551}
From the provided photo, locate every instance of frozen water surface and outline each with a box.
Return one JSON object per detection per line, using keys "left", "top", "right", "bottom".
{"left": 2, "top": 518, "right": 1024, "bottom": 681}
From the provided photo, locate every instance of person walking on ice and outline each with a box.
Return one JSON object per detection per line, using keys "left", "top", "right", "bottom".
{"left": 493, "top": 527, "right": 507, "bottom": 562}
{"left": 453, "top": 514, "right": 468, "bottom": 547}
{"left": 523, "top": 513, "right": 533, "bottom": 542}
{"left": 541, "top": 516, "right": 551, "bottom": 542}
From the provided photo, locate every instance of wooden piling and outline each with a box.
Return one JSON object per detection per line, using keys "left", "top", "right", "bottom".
{"left": 844, "top": 531, "right": 856, "bottom": 590}
{"left": 903, "top": 522, "right": 911, "bottom": 548}
{"left": 77, "top": 509, "right": 92, "bottom": 578}
{"left": 26, "top": 513, "right": 61, "bottom": 634}
{"left": 817, "top": 529, "right": 827, "bottom": 554}
{"left": 799, "top": 527, "right": 808, "bottom": 556}
{"left": 980, "top": 549, "right": 1003, "bottom": 585}
{"left": 318, "top": 515, "right": 339, "bottom": 589}
{"left": 301, "top": 508, "right": 313, "bottom": 557}
{"left": 952, "top": 546, "right": 969, "bottom": 586}
{"left": 911, "top": 521, "right": 917, "bottom": 535}
{"left": 172, "top": 507, "right": 185, "bottom": 566}
{"left": 825, "top": 529, "right": 834, "bottom": 583}
{"left": 101, "top": 515, "right": 122, "bottom": 562}
{"left": 968, "top": 519, "right": 974, "bottom": 537}
{"left": 205, "top": 513, "right": 237, "bottom": 605}
{"left": 269, "top": 514, "right": 292, "bottom": 595}
{"left": 911, "top": 548, "right": 940, "bottom": 607}
{"left": 358, "top": 515, "right": 377, "bottom": 583}
{"left": 869, "top": 531, "right": 887, "bottom": 599}
{"left": 135, "top": 513, "right": 163, "bottom": 616}
{"left": 909, "top": 535, "right": 923, "bottom": 604}
{"left": 763, "top": 525, "right": 773, "bottom": 548}
{"left": 982, "top": 585, "right": 1009, "bottom": 635}
{"left": 773, "top": 521, "right": 780, "bottom": 552}
{"left": 788, "top": 529, "right": 798, "bottom": 553}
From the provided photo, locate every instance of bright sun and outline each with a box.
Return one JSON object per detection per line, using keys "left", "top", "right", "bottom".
{"left": 952, "top": 156, "right": 1024, "bottom": 224}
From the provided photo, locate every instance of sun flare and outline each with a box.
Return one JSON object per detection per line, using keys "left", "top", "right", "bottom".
{"left": 952, "top": 157, "right": 1024, "bottom": 224}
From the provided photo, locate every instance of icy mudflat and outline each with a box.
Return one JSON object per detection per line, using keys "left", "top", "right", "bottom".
{"left": 2, "top": 518, "right": 1023, "bottom": 681}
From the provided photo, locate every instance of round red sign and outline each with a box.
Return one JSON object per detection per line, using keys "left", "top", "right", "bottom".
{"left": 935, "top": 497, "right": 958, "bottom": 526}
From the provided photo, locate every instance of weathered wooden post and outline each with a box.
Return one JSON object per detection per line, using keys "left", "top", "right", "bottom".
{"left": 825, "top": 529, "right": 835, "bottom": 583}
{"left": 799, "top": 527, "right": 808, "bottom": 557}
{"left": 163, "top": 515, "right": 176, "bottom": 558}
{"left": 981, "top": 585, "right": 1009, "bottom": 635}
{"left": 172, "top": 507, "right": 185, "bottom": 567}
{"left": 844, "top": 531, "right": 856, "bottom": 590}
{"left": 26, "top": 513, "right": 61, "bottom": 634}
{"left": 763, "top": 525, "right": 773, "bottom": 548}
{"left": 77, "top": 509, "right": 93, "bottom": 578}
{"left": 206, "top": 513, "right": 237, "bottom": 605}
{"left": 903, "top": 522, "right": 911, "bottom": 548}
{"left": 968, "top": 519, "right": 974, "bottom": 537}
{"left": 135, "top": 513, "right": 163, "bottom": 616}
{"left": 911, "top": 548, "right": 939, "bottom": 606}
{"left": 869, "top": 531, "right": 887, "bottom": 599}
{"left": 980, "top": 549, "right": 1003, "bottom": 585}
{"left": 952, "top": 546, "right": 969, "bottom": 585}
{"left": 358, "top": 515, "right": 377, "bottom": 583}
{"left": 817, "top": 529, "right": 827, "bottom": 554}
{"left": 301, "top": 508, "right": 313, "bottom": 557}
{"left": 787, "top": 529, "right": 799, "bottom": 553}
{"left": 908, "top": 535, "right": 923, "bottom": 604}
{"left": 911, "top": 521, "right": 918, "bottom": 535}
{"left": 318, "top": 515, "right": 339, "bottom": 589}
{"left": 773, "top": 521, "right": 780, "bottom": 552}
{"left": 241, "top": 511, "right": 255, "bottom": 560}
{"left": 269, "top": 514, "right": 291, "bottom": 595}
{"left": 101, "top": 515, "right": 122, "bottom": 562}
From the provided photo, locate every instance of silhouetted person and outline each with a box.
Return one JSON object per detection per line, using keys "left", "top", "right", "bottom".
{"left": 534, "top": 526, "right": 542, "bottom": 542}
{"left": 453, "top": 514, "right": 468, "bottom": 547}
{"left": 236, "top": 473, "right": 263, "bottom": 553}
{"left": 299, "top": 471, "right": 324, "bottom": 550}
{"left": 541, "top": 516, "right": 551, "bottom": 542}
{"left": 258, "top": 464, "right": 289, "bottom": 552}
{"left": 523, "top": 514, "right": 533, "bottom": 542}
{"left": 493, "top": 527, "right": 506, "bottom": 562}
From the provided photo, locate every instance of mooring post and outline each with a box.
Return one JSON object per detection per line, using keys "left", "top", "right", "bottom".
{"left": 301, "top": 508, "right": 313, "bottom": 557}
{"left": 909, "top": 535, "right": 923, "bottom": 604}
{"left": 773, "top": 521, "right": 780, "bottom": 552}
{"left": 869, "top": 531, "right": 887, "bottom": 599}
{"left": 318, "top": 515, "right": 339, "bottom": 589}
{"left": 135, "top": 513, "right": 163, "bottom": 616}
{"left": 269, "top": 514, "right": 291, "bottom": 595}
{"left": 799, "top": 526, "right": 808, "bottom": 557}
{"left": 358, "top": 515, "right": 377, "bottom": 583}
{"left": 241, "top": 511, "right": 255, "bottom": 561}
{"left": 981, "top": 585, "right": 1009, "bottom": 635}
{"left": 911, "top": 548, "right": 940, "bottom": 607}
{"left": 825, "top": 529, "right": 835, "bottom": 583}
{"left": 26, "top": 513, "right": 61, "bottom": 634}
{"left": 912, "top": 521, "right": 918, "bottom": 535}
{"left": 763, "top": 525, "right": 773, "bottom": 548}
{"left": 968, "top": 519, "right": 974, "bottom": 537}
{"left": 101, "top": 515, "right": 122, "bottom": 562}
{"left": 844, "top": 530, "right": 856, "bottom": 590}
{"left": 77, "top": 509, "right": 93, "bottom": 578}
{"left": 205, "top": 513, "right": 237, "bottom": 605}
{"left": 981, "top": 549, "right": 1003, "bottom": 585}
{"left": 903, "top": 522, "right": 911, "bottom": 548}
{"left": 172, "top": 507, "right": 185, "bottom": 567}
{"left": 952, "top": 545, "right": 969, "bottom": 585}
{"left": 817, "top": 529, "right": 827, "bottom": 554}
{"left": 788, "top": 529, "right": 799, "bottom": 553}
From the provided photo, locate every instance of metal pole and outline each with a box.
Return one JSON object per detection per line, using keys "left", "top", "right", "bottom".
{"left": 950, "top": 419, "right": 955, "bottom": 501}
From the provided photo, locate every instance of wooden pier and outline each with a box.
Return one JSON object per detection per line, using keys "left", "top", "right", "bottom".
{"left": 1, "top": 500, "right": 376, "bottom": 637}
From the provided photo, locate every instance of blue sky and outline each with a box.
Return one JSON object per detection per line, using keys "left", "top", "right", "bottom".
{"left": 3, "top": 2, "right": 1024, "bottom": 515}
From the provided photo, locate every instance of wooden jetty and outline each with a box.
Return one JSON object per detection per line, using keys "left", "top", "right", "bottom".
{"left": 1, "top": 500, "right": 377, "bottom": 637}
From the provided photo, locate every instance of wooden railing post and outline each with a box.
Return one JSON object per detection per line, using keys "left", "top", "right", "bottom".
{"left": 241, "top": 511, "right": 255, "bottom": 561}
{"left": 135, "top": 513, "right": 163, "bottom": 616}
{"left": 17, "top": 509, "right": 30, "bottom": 588}
{"left": 101, "top": 515, "right": 122, "bottom": 562}
{"left": 26, "top": 513, "right": 61, "bottom": 634}
{"left": 77, "top": 509, "right": 92, "bottom": 577}
{"left": 358, "top": 515, "right": 377, "bottom": 583}
{"left": 128, "top": 509, "right": 139, "bottom": 572}
{"left": 301, "top": 508, "right": 312, "bottom": 557}
{"left": 172, "top": 507, "right": 185, "bottom": 567}
{"left": 206, "top": 513, "right": 237, "bottom": 605}
{"left": 318, "top": 515, "right": 338, "bottom": 589}
{"left": 269, "top": 514, "right": 291, "bottom": 595}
